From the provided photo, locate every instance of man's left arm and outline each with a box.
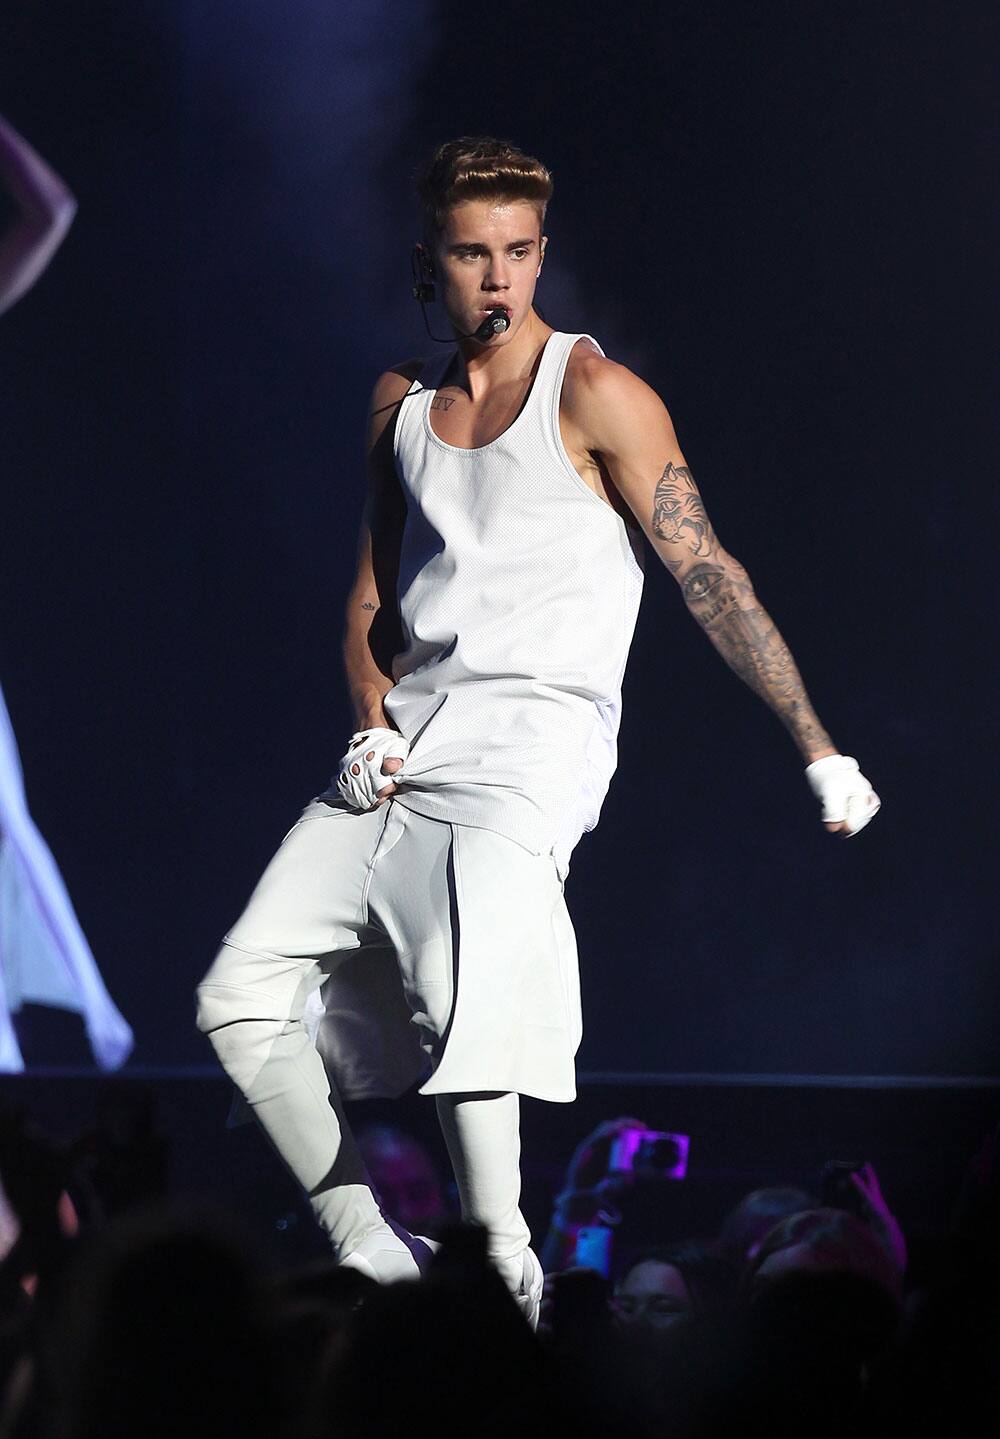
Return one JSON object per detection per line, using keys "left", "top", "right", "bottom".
{"left": 568, "top": 354, "right": 879, "bottom": 836}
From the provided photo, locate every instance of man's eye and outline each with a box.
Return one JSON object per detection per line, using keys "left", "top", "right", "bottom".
{"left": 511, "top": 249, "right": 528, "bottom": 259}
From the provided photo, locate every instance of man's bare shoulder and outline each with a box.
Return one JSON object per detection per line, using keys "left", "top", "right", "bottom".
{"left": 371, "top": 357, "right": 425, "bottom": 408}
{"left": 368, "top": 358, "right": 425, "bottom": 448}
{"left": 563, "top": 341, "right": 671, "bottom": 451}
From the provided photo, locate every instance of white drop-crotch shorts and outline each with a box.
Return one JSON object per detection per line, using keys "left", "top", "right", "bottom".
{"left": 197, "top": 795, "right": 583, "bottom": 1103}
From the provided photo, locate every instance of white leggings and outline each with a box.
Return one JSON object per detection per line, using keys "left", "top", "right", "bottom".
{"left": 195, "top": 798, "right": 531, "bottom": 1272}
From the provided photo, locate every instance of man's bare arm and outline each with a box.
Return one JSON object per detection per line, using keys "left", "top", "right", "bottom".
{"left": 342, "top": 365, "right": 415, "bottom": 732}
{"left": 0, "top": 114, "right": 77, "bottom": 317}
{"left": 650, "top": 459, "right": 835, "bottom": 760}
{"left": 566, "top": 354, "right": 838, "bottom": 767}
{"left": 343, "top": 522, "right": 395, "bottom": 733}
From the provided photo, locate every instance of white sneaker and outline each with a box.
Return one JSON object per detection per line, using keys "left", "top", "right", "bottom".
{"left": 339, "top": 1225, "right": 439, "bottom": 1283}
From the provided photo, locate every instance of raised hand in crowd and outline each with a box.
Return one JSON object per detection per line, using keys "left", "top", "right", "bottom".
{"left": 849, "top": 1160, "right": 908, "bottom": 1276}
{"left": 539, "top": 1116, "right": 648, "bottom": 1274}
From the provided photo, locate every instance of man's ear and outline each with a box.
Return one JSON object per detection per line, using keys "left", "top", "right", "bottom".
{"left": 537, "top": 234, "right": 547, "bottom": 277}
{"left": 416, "top": 242, "right": 435, "bottom": 277}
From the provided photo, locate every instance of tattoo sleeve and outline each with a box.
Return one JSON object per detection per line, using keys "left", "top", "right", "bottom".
{"left": 680, "top": 557, "right": 834, "bottom": 759}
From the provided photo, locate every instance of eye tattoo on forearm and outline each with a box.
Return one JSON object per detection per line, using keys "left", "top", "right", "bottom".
{"left": 682, "top": 562, "right": 831, "bottom": 752}
{"left": 651, "top": 463, "right": 713, "bottom": 557}
{"left": 361, "top": 601, "right": 376, "bottom": 611}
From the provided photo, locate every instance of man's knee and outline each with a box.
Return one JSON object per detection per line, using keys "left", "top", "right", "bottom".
{"left": 194, "top": 940, "right": 311, "bottom": 1038}
{"left": 195, "top": 941, "right": 267, "bottom": 1037}
{"left": 194, "top": 979, "right": 242, "bottom": 1038}
{"left": 194, "top": 962, "right": 288, "bottom": 1093}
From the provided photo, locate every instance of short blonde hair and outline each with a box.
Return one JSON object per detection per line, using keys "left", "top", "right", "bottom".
{"left": 416, "top": 136, "right": 553, "bottom": 238}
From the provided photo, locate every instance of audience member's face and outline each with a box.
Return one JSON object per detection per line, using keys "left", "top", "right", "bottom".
{"left": 612, "top": 1260, "right": 691, "bottom": 1330}
{"left": 360, "top": 1134, "right": 446, "bottom": 1232}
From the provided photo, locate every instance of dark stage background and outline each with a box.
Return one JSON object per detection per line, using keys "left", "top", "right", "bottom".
{"left": 1, "top": 0, "right": 996, "bottom": 1079}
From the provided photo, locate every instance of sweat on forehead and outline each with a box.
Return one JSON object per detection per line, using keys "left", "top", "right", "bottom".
{"left": 440, "top": 198, "right": 544, "bottom": 242}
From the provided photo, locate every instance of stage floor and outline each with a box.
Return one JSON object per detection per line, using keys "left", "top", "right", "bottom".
{"left": 2, "top": 1067, "right": 996, "bottom": 1267}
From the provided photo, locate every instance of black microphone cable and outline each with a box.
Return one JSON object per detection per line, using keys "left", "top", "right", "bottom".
{"left": 410, "top": 246, "right": 511, "bottom": 344}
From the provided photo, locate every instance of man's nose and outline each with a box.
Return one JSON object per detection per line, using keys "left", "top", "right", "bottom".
{"left": 482, "top": 257, "right": 511, "bottom": 290}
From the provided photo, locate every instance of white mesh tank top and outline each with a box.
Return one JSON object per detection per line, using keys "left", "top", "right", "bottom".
{"left": 385, "top": 330, "right": 645, "bottom": 878}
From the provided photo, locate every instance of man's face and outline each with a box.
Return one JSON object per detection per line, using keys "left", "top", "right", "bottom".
{"left": 430, "top": 198, "right": 546, "bottom": 345}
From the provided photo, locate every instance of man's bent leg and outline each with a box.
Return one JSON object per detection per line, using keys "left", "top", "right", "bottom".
{"left": 194, "top": 800, "right": 423, "bottom": 1267}
{"left": 196, "top": 938, "right": 383, "bottom": 1258}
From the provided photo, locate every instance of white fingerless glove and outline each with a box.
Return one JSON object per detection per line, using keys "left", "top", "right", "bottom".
{"left": 335, "top": 727, "right": 410, "bottom": 810}
{"left": 805, "top": 754, "right": 881, "bottom": 836}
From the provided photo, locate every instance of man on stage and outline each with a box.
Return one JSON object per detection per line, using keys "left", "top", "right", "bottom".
{"left": 196, "top": 137, "right": 879, "bottom": 1326}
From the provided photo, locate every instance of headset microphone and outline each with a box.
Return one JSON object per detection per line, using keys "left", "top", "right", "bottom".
{"left": 473, "top": 308, "right": 511, "bottom": 342}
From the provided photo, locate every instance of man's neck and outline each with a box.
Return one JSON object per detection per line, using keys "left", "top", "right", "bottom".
{"left": 450, "top": 311, "right": 553, "bottom": 399}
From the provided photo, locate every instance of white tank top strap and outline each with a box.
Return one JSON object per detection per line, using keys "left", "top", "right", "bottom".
{"left": 537, "top": 332, "right": 606, "bottom": 477}
{"left": 394, "top": 351, "right": 449, "bottom": 458}
{"left": 516, "top": 329, "right": 571, "bottom": 451}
